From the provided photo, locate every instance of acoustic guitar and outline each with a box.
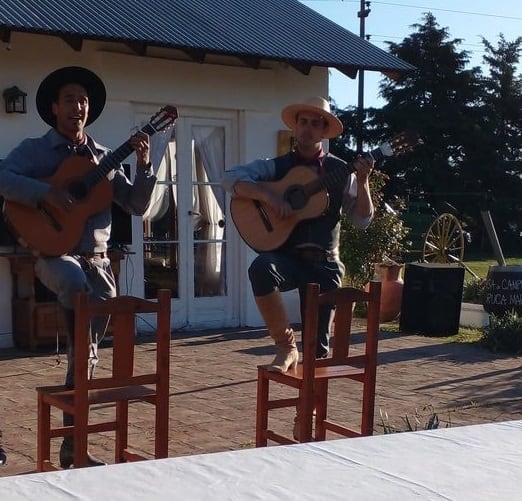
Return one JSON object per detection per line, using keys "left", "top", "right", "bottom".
{"left": 230, "top": 131, "right": 420, "bottom": 252}
{"left": 3, "top": 105, "right": 178, "bottom": 257}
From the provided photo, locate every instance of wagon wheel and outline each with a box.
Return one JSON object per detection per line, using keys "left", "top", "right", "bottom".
{"left": 422, "top": 213, "right": 465, "bottom": 264}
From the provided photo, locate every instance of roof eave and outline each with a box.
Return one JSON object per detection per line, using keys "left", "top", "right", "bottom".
{"left": 0, "top": 25, "right": 414, "bottom": 78}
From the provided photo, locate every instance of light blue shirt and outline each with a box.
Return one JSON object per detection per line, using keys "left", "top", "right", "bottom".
{"left": 0, "top": 128, "right": 157, "bottom": 253}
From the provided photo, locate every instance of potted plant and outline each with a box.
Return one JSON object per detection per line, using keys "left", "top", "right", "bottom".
{"left": 460, "top": 277, "right": 489, "bottom": 328}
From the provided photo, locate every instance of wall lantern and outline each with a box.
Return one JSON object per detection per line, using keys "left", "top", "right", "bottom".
{"left": 3, "top": 86, "right": 27, "bottom": 114}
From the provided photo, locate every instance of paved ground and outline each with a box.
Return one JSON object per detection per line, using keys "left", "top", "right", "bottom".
{"left": 1, "top": 322, "right": 521, "bottom": 478}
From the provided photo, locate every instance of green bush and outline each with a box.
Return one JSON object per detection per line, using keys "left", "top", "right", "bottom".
{"left": 462, "top": 277, "right": 487, "bottom": 304}
{"left": 340, "top": 170, "right": 411, "bottom": 288}
{"left": 482, "top": 310, "right": 522, "bottom": 355}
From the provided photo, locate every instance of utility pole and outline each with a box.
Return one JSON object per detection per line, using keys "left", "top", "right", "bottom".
{"left": 357, "top": 1, "right": 371, "bottom": 154}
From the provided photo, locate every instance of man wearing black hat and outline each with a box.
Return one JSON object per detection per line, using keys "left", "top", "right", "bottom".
{"left": 0, "top": 66, "right": 157, "bottom": 468}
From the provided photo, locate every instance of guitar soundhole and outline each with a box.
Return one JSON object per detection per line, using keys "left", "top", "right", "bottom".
{"left": 67, "top": 180, "right": 88, "bottom": 201}
{"left": 285, "top": 185, "right": 308, "bottom": 210}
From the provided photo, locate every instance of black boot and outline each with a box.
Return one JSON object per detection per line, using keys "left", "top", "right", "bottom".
{"left": 59, "top": 438, "right": 106, "bottom": 469}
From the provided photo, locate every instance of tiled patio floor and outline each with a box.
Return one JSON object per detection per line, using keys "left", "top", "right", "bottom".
{"left": 1, "top": 324, "right": 521, "bottom": 478}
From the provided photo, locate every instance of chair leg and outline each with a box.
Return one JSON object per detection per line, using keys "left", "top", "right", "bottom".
{"left": 361, "top": 377, "right": 376, "bottom": 436}
{"left": 115, "top": 401, "right": 129, "bottom": 463}
{"left": 255, "top": 369, "right": 269, "bottom": 447}
{"left": 314, "top": 380, "right": 328, "bottom": 441}
{"left": 73, "top": 405, "right": 89, "bottom": 468}
{"left": 37, "top": 394, "right": 51, "bottom": 472}
{"left": 297, "top": 389, "right": 314, "bottom": 443}
{"left": 155, "top": 396, "right": 169, "bottom": 459}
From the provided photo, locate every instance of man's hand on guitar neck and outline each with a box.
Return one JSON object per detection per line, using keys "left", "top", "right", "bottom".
{"left": 351, "top": 155, "right": 375, "bottom": 222}
{"left": 233, "top": 181, "right": 293, "bottom": 219}
{"left": 130, "top": 132, "right": 150, "bottom": 168}
{"left": 353, "top": 155, "right": 374, "bottom": 183}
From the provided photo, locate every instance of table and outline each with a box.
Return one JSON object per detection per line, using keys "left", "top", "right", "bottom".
{"left": 1, "top": 420, "right": 521, "bottom": 500}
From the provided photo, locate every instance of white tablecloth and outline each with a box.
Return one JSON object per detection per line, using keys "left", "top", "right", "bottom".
{"left": 2, "top": 420, "right": 521, "bottom": 500}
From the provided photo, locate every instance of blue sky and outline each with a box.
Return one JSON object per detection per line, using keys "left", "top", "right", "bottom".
{"left": 301, "top": 0, "right": 522, "bottom": 109}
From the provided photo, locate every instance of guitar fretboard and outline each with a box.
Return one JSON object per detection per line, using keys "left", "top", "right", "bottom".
{"left": 304, "top": 144, "right": 389, "bottom": 198}
{"left": 83, "top": 122, "right": 157, "bottom": 189}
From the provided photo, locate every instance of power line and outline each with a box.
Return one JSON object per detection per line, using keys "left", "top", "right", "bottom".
{"left": 371, "top": 1, "right": 522, "bottom": 21}
{"left": 302, "top": 0, "right": 522, "bottom": 21}
{"left": 302, "top": 1, "right": 519, "bottom": 58}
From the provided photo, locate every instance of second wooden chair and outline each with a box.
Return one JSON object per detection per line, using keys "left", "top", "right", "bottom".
{"left": 256, "top": 281, "right": 381, "bottom": 446}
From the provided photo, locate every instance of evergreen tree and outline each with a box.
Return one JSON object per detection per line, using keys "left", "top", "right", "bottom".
{"left": 477, "top": 34, "right": 522, "bottom": 251}
{"left": 482, "top": 34, "right": 522, "bottom": 161}
{"left": 332, "top": 13, "right": 521, "bottom": 254}
{"left": 370, "top": 13, "right": 483, "bottom": 198}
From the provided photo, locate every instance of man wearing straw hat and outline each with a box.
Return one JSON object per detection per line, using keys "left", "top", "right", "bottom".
{"left": 0, "top": 66, "right": 156, "bottom": 467}
{"left": 223, "top": 96, "right": 374, "bottom": 378}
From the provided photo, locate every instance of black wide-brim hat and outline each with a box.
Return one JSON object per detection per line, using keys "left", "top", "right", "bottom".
{"left": 36, "top": 66, "right": 106, "bottom": 127}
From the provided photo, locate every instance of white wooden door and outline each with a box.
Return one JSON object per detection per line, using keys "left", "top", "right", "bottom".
{"left": 142, "top": 111, "right": 239, "bottom": 329}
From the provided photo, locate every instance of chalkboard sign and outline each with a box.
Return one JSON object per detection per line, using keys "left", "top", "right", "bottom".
{"left": 483, "top": 265, "right": 522, "bottom": 316}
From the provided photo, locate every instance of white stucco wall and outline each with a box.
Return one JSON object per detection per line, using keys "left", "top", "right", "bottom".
{"left": 0, "top": 31, "right": 330, "bottom": 347}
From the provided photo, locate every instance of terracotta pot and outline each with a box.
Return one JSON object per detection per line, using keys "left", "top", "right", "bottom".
{"left": 370, "top": 263, "right": 404, "bottom": 322}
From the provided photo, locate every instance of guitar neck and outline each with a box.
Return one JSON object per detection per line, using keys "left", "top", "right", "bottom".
{"left": 315, "top": 143, "right": 392, "bottom": 194}
{"left": 318, "top": 165, "right": 352, "bottom": 194}
{"left": 85, "top": 122, "right": 157, "bottom": 186}
{"left": 297, "top": 132, "right": 417, "bottom": 200}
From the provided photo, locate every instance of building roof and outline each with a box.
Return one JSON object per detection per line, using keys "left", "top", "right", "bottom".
{"left": 0, "top": 0, "right": 414, "bottom": 77}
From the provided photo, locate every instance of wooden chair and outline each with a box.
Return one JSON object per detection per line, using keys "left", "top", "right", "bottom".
{"left": 36, "top": 289, "right": 171, "bottom": 471}
{"left": 256, "top": 281, "right": 381, "bottom": 446}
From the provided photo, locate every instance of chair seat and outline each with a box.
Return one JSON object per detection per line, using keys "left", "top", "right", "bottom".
{"left": 258, "top": 363, "right": 365, "bottom": 381}
{"left": 37, "top": 384, "right": 157, "bottom": 406}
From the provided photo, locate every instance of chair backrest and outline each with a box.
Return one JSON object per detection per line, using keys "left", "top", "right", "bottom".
{"left": 301, "top": 281, "right": 381, "bottom": 379}
{"left": 73, "top": 289, "right": 171, "bottom": 392}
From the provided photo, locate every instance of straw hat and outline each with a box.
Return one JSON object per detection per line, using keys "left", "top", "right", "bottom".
{"left": 281, "top": 96, "right": 343, "bottom": 139}
{"left": 36, "top": 66, "right": 106, "bottom": 127}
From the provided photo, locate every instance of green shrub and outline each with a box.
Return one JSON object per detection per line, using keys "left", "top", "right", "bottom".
{"left": 462, "top": 277, "right": 487, "bottom": 304}
{"left": 482, "top": 310, "right": 522, "bottom": 355}
{"left": 340, "top": 170, "right": 411, "bottom": 288}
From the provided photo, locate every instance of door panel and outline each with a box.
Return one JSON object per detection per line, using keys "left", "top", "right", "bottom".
{"left": 143, "top": 114, "right": 238, "bottom": 328}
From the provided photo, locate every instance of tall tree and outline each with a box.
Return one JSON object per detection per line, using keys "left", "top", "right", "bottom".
{"left": 481, "top": 34, "right": 522, "bottom": 161}
{"left": 476, "top": 34, "right": 522, "bottom": 251}
{"left": 369, "top": 13, "right": 483, "bottom": 198}
{"left": 332, "top": 13, "right": 522, "bottom": 253}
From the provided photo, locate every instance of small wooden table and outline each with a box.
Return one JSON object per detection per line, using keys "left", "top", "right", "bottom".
{"left": 0, "top": 251, "right": 124, "bottom": 351}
